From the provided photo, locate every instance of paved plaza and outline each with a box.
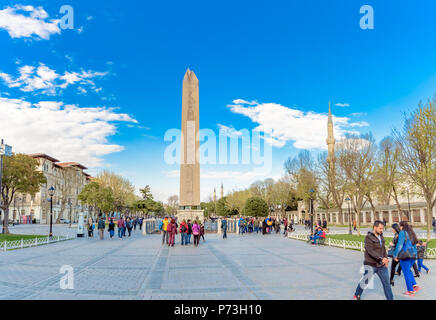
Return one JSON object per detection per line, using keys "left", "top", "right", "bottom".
{"left": 1, "top": 226, "right": 435, "bottom": 300}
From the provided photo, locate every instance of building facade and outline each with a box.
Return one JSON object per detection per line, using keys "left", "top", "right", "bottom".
{"left": 12, "top": 154, "right": 90, "bottom": 224}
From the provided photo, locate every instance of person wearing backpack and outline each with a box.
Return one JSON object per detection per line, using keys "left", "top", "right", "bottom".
{"left": 126, "top": 217, "right": 133, "bottom": 237}
{"left": 186, "top": 219, "right": 192, "bottom": 244}
{"left": 97, "top": 215, "right": 105, "bottom": 240}
{"left": 180, "top": 219, "right": 188, "bottom": 245}
{"left": 108, "top": 219, "right": 115, "bottom": 239}
{"left": 161, "top": 217, "right": 169, "bottom": 245}
{"left": 393, "top": 221, "right": 420, "bottom": 297}
{"left": 192, "top": 220, "right": 200, "bottom": 247}
{"left": 168, "top": 218, "right": 177, "bottom": 247}
{"left": 221, "top": 217, "right": 228, "bottom": 239}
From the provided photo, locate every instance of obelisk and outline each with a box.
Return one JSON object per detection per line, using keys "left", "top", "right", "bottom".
{"left": 177, "top": 68, "right": 204, "bottom": 222}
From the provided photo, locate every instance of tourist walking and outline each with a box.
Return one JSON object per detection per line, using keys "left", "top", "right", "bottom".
{"left": 192, "top": 220, "right": 200, "bottom": 247}
{"left": 97, "top": 215, "right": 105, "bottom": 240}
{"left": 126, "top": 218, "right": 133, "bottom": 237}
{"left": 180, "top": 219, "right": 188, "bottom": 245}
{"left": 200, "top": 223, "right": 205, "bottom": 242}
{"left": 417, "top": 240, "right": 429, "bottom": 274}
{"left": 139, "top": 217, "right": 143, "bottom": 231}
{"left": 87, "top": 218, "right": 94, "bottom": 237}
{"left": 117, "top": 217, "right": 124, "bottom": 239}
{"left": 389, "top": 223, "right": 401, "bottom": 286}
{"left": 433, "top": 217, "right": 436, "bottom": 234}
{"left": 108, "top": 219, "right": 115, "bottom": 239}
{"left": 167, "top": 218, "right": 177, "bottom": 247}
{"left": 393, "top": 221, "right": 420, "bottom": 297}
{"left": 353, "top": 221, "right": 393, "bottom": 300}
{"left": 122, "top": 217, "right": 127, "bottom": 237}
{"left": 221, "top": 217, "right": 227, "bottom": 239}
{"left": 161, "top": 216, "right": 169, "bottom": 245}
{"left": 186, "top": 219, "right": 192, "bottom": 244}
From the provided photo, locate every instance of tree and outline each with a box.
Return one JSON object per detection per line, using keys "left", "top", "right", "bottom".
{"left": 269, "top": 177, "right": 296, "bottom": 217}
{"left": 1, "top": 154, "right": 46, "bottom": 233}
{"left": 244, "top": 196, "right": 268, "bottom": 217}
{"left": 284, "top": 150, "right": 318, "bottom": 219}
{"left": 140, "top": 185, "right": 153, "bottom": 200}
{"left": 394, "top": 99, "right": 436, "bottom": 242}
{"left": 216, "top": 197, "right": 230, "bottom": 216}
{"left": 226, "top": 189, "right": 252, "bottom": 216}
{"left": 337, "top": 133, "right": 377, "bottom": 236}
{"left": 78, "top": 181, "right": 114, "bottom": 218}
{"left": 95, "top": 170, "right": 136, "bottom": 213}
{"left": 166, "top": 195, "right": 178, "bottom": 215}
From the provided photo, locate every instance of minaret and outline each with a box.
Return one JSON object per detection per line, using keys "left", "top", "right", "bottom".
{"left": 220, "top": 184, "right": 224, "bottom": 199}
{"left": 326, "top": 101, "right": 335, "bottom": 163}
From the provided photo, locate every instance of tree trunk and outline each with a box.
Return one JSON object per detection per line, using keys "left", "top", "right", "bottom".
{"left": 426, "top": 202, "right": 433, "bottom": 243}
{"left": 2, "top": 206, "right": 10, "bottom": 234}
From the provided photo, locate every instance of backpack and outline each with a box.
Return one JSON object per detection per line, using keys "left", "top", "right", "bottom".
{"left": 181, "top": 224, "right": 187, "bottom": 233}
{"left": 158, "top": 220, "right": 163, "bottom": 230}
{"left": 167, "top": 223, "right": 173, "bottom": 232}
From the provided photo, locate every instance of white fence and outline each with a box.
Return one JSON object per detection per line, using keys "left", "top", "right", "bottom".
{"left": 1, "top": 234, "right": 75, "bottom": 252}
{"left": 288, "top": 231, "right": 436, "bottom": 259}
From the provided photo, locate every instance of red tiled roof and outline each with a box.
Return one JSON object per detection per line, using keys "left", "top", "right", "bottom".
{"left": 56, "top": 162, "right": 88, "bottom": 170}
{"left": 27, "top": 153, "right": 60, "bottom": 163}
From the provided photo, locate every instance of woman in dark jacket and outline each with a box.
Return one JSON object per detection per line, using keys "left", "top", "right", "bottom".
{"left": 389, "top": 224, "right": 401, "bottom": 286}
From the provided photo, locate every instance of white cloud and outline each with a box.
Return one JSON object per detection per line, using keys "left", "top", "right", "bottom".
{"left": 227, "top": 99, "right": 368, "bottom": 150}
{"left": 0, "top": 63, "right": 108, "bottom": 95}
{"left": 0, "top": 5, "right": 60, "bottom": 40}
{"left": 335, "top": 103, "right": 350, "bottom": 107}
{"left": 0, "top": 96, "right": 137, "bottom": 168}
{"left": 217, "top": 124, "right": 243, "bottom": 136}
{"left": 232, "top": 99, "right": 257, "bottom": 105}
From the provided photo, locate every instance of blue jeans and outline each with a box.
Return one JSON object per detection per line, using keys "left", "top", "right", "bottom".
{"left": 181, "top": 233, "right": 186, "bottom": 245}
{"left": 310, "top": 235, "right": 320, "bottom": 244}
{"left": 399, "top": 258, "right": 417, "bottom": 292}
{"left": 354, "top": 266, "right": 393, "bottom": 300}
{"left": 118, "top": 228, "right": 123, "bottom": 238}
{"left": 223, "top": 228, "right": 227, "bottom": 239}
{"left": 417, "top": 258, "right": 429, "bottom": 273}
{"left": 186, "top": 234, "right": 191, "bottom": 244}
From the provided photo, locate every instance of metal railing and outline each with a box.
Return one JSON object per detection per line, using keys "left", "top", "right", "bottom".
{"left": 1, "top": 234, "right": 75, "bottom": 252}
{"left": 142, "top": 219, "right": 162, "bottom": 235}
{"left": 288, "top": 231, "right": 436, "bottom": 259}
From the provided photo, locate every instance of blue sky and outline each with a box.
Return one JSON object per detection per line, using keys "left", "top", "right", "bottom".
{"left": 1, "top": 0, "right": 436, "bottom": 202}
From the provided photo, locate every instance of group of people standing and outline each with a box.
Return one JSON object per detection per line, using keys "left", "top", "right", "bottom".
{"left": 87, "top": 215, "right": 143, "bottom": 240}
{"left": 159, "top": 216, "right": 205, "bottom": 247}
{"left": 354, "top": 220, "right": 430, "bottom": 300}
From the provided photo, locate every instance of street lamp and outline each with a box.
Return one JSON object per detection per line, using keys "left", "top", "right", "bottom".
{"left": 346, "top": 196, "right": 352, "bottom": 235}
{"left": 48, "top": 186, "right": 55, "bottom": 238}
{"left": 68, "top": 199, "right": 72, "bottom": 228}
{"left": 309, "top": 189, "right": 315, "bottom": 235}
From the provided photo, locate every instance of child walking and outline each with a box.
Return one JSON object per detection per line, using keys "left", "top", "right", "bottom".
{"left": 417, "top": 240, "right": 430, "bottom": 274}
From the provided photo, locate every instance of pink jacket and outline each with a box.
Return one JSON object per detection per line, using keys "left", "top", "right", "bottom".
{"left": 192, "top": 223, "right": 200, "bottom": 235}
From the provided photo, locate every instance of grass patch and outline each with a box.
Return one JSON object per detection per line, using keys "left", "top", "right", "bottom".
{"left": 0, "top": 234, "right": 47, "bottom": 242}
{"left": 327, "top": 234, "right": 436, "bottom": 248}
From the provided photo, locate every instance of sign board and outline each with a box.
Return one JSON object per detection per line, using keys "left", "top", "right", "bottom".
{"left": 0, "top": 144, "right": 12, "bottom": 156}
{"left": 77, "top": 212, "right": 84, "bottom": 237}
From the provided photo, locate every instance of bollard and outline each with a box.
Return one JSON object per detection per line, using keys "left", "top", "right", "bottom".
{"left": 343, "top": 239, "right": 346, "bottom": 249}
{"left": 217, "top": 219, "right": 222, "bottom": 235}
{"left": 21, "top": 239, "right": 24, "bottom": 249}
{"left": 142, "top": 220, "right": 146, "bottom": 235}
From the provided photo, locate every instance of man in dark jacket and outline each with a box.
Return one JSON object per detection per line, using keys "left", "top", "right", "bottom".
{"left": 354, "top": 220, "right": 393, "bottom": 300}
{"left": 221, "top": 217, "right": 227, "bottom": 239}
{"left": 97, "top": 215, "right": 105, "bottom": 240}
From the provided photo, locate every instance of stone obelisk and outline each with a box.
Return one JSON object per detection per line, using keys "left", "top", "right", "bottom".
{"left": 177, "top": 68, "right": 204, "bottom": 222}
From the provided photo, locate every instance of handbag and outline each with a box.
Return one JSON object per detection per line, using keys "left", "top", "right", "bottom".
{"left": 397, "top": 231, "right": 416, "bottom": 260}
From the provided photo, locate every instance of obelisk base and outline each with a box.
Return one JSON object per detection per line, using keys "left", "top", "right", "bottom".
{"left": 176, "top": 209, "right": 204, "bottom": 223}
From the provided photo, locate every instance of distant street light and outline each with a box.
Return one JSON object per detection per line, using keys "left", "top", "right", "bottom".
{"left": 346, "top": 196, "right": 352, "bottom": 235}
{"left": 48, "top": 186, "right": 55, "bottom": 238}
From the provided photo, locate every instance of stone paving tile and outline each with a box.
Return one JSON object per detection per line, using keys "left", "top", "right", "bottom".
{"left": 1, "top": 225, "right": 435, "bottom": 300}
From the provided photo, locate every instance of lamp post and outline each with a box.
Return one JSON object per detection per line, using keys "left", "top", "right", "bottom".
{"left": 48, "top": 186, "right": 55, "bottom": 238}
{"left": 346, "top": 197, "right": 352, "bottom": 235}
{"left": 309, "top": 189, "right": 315, "bottom": 235}
{"left": 68, "top": 199, "right": 72, "bottom": 228}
